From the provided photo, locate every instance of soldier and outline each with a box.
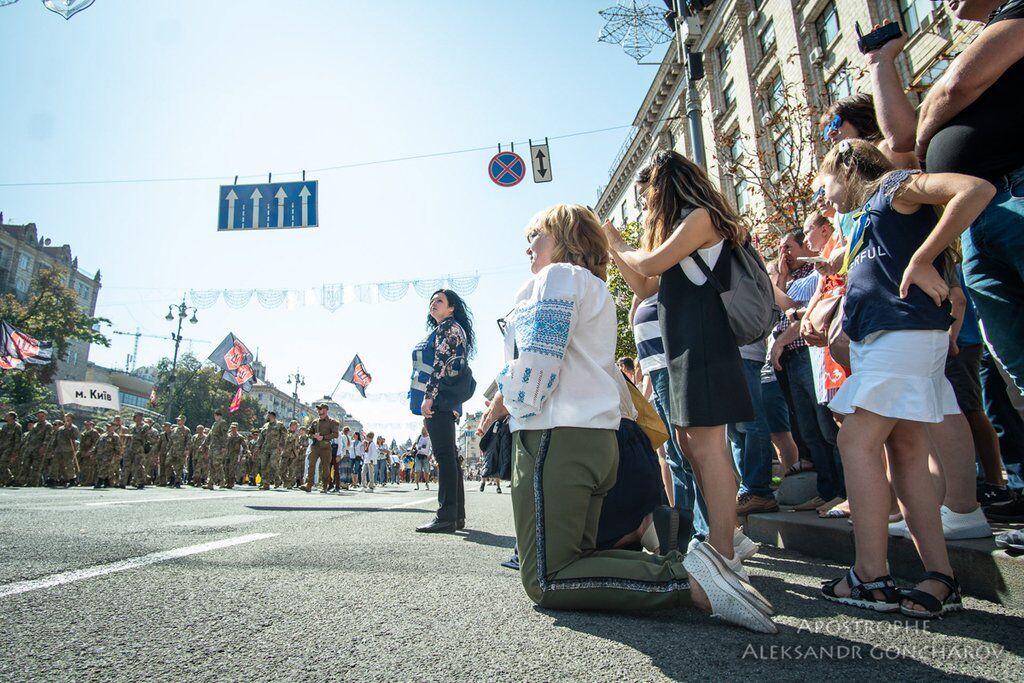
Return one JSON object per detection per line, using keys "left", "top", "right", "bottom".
{"left": 112, "top": 415, "right": 127, "bottom": 487}
{"left": 77, "top": 419, "right": 100, "bottom": 487}
{"left": 93, "top": 422, "right": 122, "bottom": 488}
{"left": 246, "top": 429, "right": 260, "bottom": 485}
{"left": 125, "top": 412, "right": 154, "bottom": 489}
{"left": 45, "top": 413, "right": 80, "bottom": 487}
{"left": 205, "top": 410, "right": 229, "bottom": 490}
{"left": 0, "top": 411, "right": 22, "bottom": 486}
{"left": 151, "top": 423, "right": 172, "bottom": 485}
{"left": 295, "top": 426, "right": 309, "bottom": 488}
{"left": 42, "top": 421, "right": 61, "bottom": 486}
{"left": 143, "top": 418, "right": 160, "bottom": 484}
{"left": 19, "top": 411, "right": 50, "bottom": 487}
{"left": 224, "top": 423, "right": 250, "bottom": 489}
{"left": 305, "top": 403, "right": 339, "bottom": 493}
{"left": 281, "top": 420, "right": 301, "bottom": 488}
{"left": 189, "top": 425, "right": 208, "bottom": 487}
{"left": 165, "top": 415, "right": 191, "bottom": 488}
{"left": 254, "top": 412, "right": 287, "bottom": 491}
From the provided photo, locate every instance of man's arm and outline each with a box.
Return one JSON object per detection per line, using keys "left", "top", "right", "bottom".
{"left": 865, "top": 22, "right": 918, "bottom": 154}
{"left": 917, "top": 17, "right": 1024, "bottom": 156}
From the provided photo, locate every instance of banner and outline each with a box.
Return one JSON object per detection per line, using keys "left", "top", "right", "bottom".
{"left": 342, "top": 355, "right": 372, "bottom": 398}
{"left": 55, "top": 381, "right": 121, "bottom": 410}
{"left": 208, "top": 333, "right": 256, "bottom": 392}
{"left": 0, "top": 320, "right": 53, "bottom": 370}
{"left": 229, "top": 387, "right": 243, "bottom": 413}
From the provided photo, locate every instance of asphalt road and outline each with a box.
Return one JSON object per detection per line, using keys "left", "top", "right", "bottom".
{"left": 1, "top": 483, "right": 1021, "bottom": 682}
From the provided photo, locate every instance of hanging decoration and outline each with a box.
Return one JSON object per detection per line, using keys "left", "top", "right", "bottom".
{"left": 187, "top": 271, "right": 480, "bottom": 313}
{"left": 598, "top": 0, "right": 673, "bottom": 62}
{"left": 41, "top": 0, "right": 96, "bottom": 20}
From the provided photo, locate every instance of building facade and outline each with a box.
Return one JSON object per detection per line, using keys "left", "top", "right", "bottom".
{"left": 597, "top": 0, "right": 978, "bottom": 234}
{"left": 83, "top": 362, "right": 161, "bottom": 419}
{"left": 0, "top": 221, "right": 102, "bottom": 381}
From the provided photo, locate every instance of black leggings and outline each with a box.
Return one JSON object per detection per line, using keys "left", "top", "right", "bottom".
{"left": 424, "top": 412, "right": 465, "bottom": 522}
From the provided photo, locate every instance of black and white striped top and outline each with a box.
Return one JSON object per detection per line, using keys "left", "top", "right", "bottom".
{"left": 632, "top": 294, "right": 667, "bottom": 374}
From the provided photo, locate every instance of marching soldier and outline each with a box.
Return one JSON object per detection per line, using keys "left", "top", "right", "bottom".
{"left": 254, "top": 412, "right": 287, "bottom": 490}
{"left": 245, "top": 429, "right": 259, "bottom": 484}
{"left": 224, "top": 423, "right": 250, "bottom": 489}
{"left": 42, "top": 421, "right": 60, "bottom": 486}
{"left": 205, "top": 410, "right": 229, "bottom": 490}
{"left": 305, "top": 403, "right": 339, "bottom": 493}
{"left": 77, "top": 419, "right": 100, "bottom": 487}
{"left": 165, "top": 415, "right": 191, "bottom": 488}
{"left": 46, "top": 413, "right": 80, "bottom": 487}
{"left": 20, "top": 411, "right": 50, "bottom": 487}
{"left": 151, "top": 423, "right": 172, "bottom": 485}
{"left": 94, "top": 422, "right": 122, "bottom": 488}
{"left": 0, "top": 412, "right": 22, "bottom": 486}
{"left": 190, "top": 425, "right": 208, "bottom": 487}
{"left": 281, "top": 420, "right": 301, "bottom": 488}
{"left": 112, "top": 415, "right": 127, "bottom": 487}
{"left": 126, "top": 412, "right": 154, "bottom": 489}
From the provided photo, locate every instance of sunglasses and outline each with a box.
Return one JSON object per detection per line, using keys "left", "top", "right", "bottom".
{"left": 822, "top": 114, "right": 842, "bottom": 141}
{"left": 811, "top": 187, "right": 825, "bottom": 204}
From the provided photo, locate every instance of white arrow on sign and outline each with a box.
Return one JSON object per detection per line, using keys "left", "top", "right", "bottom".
{"left": 530, "top": 141, "right": 552, "bottom": 183}
{"left": 225, "top": 189, "right": 238, "bottom": 230}
{"left": 275, "top": 187, "right": 287, "bottom": 227}
{"left": 249, "top": 188, "right": 263, "bottom": 229}
{"left": 299, "top": 185, "right": 311, "bottom": 226}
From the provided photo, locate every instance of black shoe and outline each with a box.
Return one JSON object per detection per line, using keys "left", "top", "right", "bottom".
{"left": 416, "top": 518, "right": 457, "bottom": 534}
{"left": 479, "top": 481, "right": 485, "bottom": 492}
{"left": 652, "top": 505, "right": 680, "bottom": 554}
{"left": 457, "top": 518, "right": 466, "bottom": 530}
{"left": 985, "top": 493, "right": 1024, "bottom": 522}
{"left": 979, "top": 483, "right": 1014, "bottom": 507}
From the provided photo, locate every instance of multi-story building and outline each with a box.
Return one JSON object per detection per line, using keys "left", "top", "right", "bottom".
{"left": 83, "top": 363, "right": 161, "bottom": 419}
{"left": 459, "top": 411, "right": 484, "bottom": 468}
{"left": 597, "top": 0, "right": 979, "bottom": 233}
{"left": 0, "top": 221, "right": 101, "bottom": 381}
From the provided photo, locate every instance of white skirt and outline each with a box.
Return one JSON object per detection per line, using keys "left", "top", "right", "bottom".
{"left": 829, "top": 329, "right": 959, "bottom": 423}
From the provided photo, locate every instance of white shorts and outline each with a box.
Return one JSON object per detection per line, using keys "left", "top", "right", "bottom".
{"left": 829, "top": 329, "right": 959, "bottom": 423}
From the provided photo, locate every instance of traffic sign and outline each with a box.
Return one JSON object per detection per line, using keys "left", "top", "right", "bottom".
{"left": 488, "top": 151, "right": 526, "bottom": 187}
{"left": 530, "top": 139, "right": 552, "bottom": 183}
{"left": 218, "top": 181, "right": 318, "bottom": 231}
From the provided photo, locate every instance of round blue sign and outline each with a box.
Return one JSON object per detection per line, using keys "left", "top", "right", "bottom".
{"left": 488, "top": 151, "right": 526, "bottom": 187}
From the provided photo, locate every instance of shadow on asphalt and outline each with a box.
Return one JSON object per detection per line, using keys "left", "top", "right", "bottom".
{"left": 457, "top": 529, "right": 516, "bottom": 549}
{"left": 243, "top": 505, "right": 433, "bottom": 513}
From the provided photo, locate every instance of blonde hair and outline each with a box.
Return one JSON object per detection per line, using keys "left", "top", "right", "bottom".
{"left": 819, "top": 138, "right": 893, "bottom": 207}
{"left": 637, "top": 150, "right": 748, "bottom": 251}
{"left": 525, "top": 204, "right": 610, "bottom": 280}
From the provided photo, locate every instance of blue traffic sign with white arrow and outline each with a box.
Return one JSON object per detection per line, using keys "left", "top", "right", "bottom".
{"left": 218, "top": 181, "right": 318, "bottom": 231}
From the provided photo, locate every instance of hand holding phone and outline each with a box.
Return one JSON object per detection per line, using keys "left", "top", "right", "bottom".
{"left": 856, "top": 20, "right": 903, "bottom": 54}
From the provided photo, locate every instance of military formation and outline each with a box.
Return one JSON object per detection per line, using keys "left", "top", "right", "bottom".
{"left": 0, "top": 407, "right": 323, "bottom": 491}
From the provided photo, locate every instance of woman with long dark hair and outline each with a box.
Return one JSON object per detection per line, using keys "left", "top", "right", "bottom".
{"left": 410, "top": 288, "right": 475, "bottom": 533}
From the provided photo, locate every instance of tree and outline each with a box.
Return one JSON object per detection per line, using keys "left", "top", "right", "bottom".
{"left": 0, "top": 267, "right": 110, "bottom": 414}
{"left": 606, "top": 221, "right": 644, "bottom": 362}
{"left": 152, "top": 353, "right": 264, "bottom": 430}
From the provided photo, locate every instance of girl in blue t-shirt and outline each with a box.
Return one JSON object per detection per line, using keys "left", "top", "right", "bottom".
{"left": 816, "top": 139, "right": 995, "bottom": 619}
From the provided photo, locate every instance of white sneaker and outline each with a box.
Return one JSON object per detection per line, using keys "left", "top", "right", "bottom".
{"left": 724, "top": 552, "right": 751, "bottom": 583}
{"left": 734, "top": 528, "right": 759, "bottom": 562}
{"left": 683, "top": 542, "right": 777, "bottom": 633}
{"left": 890, "top": 505, "right": 993, "bottom": 540}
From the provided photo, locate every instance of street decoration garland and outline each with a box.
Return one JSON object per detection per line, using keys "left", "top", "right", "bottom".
{"left": 189, "top": 273, "right": 480, "bottom": 312}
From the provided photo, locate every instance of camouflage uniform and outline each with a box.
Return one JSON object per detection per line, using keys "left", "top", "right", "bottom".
{"left": 224, "top": 428, "right": 250, "bottom": 488}
{"left": 19, "top": 419, "right": 51, "bottom": 487}
{"left": 282, "top": 429, "right": 303, "bottom": 488}
{"left": 254, "top": 419, "right": 287, "bottom": 490}
{"left": 165, "top": 423, "right": 192, "bottom": 487}
{"left": 77, "top": 426, "right": 100, "bottom": 486}
{"left": 0, "top": 418, "right": 22, "bottom": 485}
{"left": 94, "top": 428, "right": 122, "bottom": 487}
{"left": 206, "top": 418, "right": 229, "bottom": 489}
{"left": 126, "top": 421, "right": 154, "bottom": 488}
{"left": 189, "top": 428, "right": 208, "bottom": 487}
{"left": 48, "top": 422, "right": 81, "bottom": 483}
{"left": 151, "top": 427, "right": 171, "bottom": 485}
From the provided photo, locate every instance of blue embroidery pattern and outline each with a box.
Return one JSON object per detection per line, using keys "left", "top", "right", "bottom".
{"left": 523, "top": 368, "right": 532, "bottom": 383}
{"left": 514, "top": 299, "right": 574, "bottom": 360}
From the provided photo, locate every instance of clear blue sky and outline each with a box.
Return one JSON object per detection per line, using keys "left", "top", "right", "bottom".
{"left": 0, "top": 0, "right": 660, "bottom": 436}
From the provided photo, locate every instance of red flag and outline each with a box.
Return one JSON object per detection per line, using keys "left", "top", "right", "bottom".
{"left": 149, "top": 388, "right": 158, "bottom": 408}
{"left": 229, "top": 387, "right": 243, "bottom": 413}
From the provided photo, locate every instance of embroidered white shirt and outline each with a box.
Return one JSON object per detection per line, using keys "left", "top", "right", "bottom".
{"left": 497, "top": 263, "right": 621, "bottom": 432}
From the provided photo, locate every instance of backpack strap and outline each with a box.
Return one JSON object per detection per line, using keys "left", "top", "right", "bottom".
{"left": 690, "top": 242, "right": 729, "bottom": 294}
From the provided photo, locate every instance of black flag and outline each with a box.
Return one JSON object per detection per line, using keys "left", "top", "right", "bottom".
{"left": 342, "top": 354, "right": 372, "bottom": 398}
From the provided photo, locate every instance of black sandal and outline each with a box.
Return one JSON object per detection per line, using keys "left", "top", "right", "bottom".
{"left": 899, "top": 571, "right": 963, "bottom": 619}
{"left": 821, "top": 567, "right": 901, "bottom": 613}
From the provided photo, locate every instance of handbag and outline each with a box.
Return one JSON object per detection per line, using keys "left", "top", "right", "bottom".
{"left": 805, "top": 292, "right": 842, "bottom": 347}
{"left": 826, "top": 297, "right": 851, "bottom": 372}
{"left": 479, "top": 417, "right": 512, "bottom": 480}
{"left": 434, "top": 356, "right": 477, "bottom": 413}
{"left": 626, "top": 379, "right": 669, "bottom": 451}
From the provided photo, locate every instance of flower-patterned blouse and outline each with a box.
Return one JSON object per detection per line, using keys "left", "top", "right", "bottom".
{"left": 425, "top": 317, "right": 467, "bottom": 400}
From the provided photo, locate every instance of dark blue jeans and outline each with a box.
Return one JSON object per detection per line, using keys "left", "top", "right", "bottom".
{"left": 980, "top": 346, "right": 1024, "bottom": 492}
{"left": 962, "top": 166, "right": 1024, "bottom": 394}
{"left": 777, "top": 346, "right": 845, "bottom": 501}
{"left": 650, "top": 367, "right": 708, "bottom": 537}
{"left": 728, "top": 359, "right": 775, "bottom": 498}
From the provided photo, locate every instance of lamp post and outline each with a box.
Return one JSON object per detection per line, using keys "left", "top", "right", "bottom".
{"left": 287, "top": 370, "right": 306, "bottom": 421}
{"left": 165, "top": 296, "right": 198, "bottom": 420}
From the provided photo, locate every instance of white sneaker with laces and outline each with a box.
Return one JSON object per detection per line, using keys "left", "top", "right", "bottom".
{"left": 683, "top": 542, "right": 777, "bottom": 633}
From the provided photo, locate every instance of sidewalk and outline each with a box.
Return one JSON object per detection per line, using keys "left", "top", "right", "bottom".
{"left": 743, "top": 510, "right": 1024, "bottom": 609}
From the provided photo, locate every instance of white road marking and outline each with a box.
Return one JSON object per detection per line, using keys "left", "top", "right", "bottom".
{"left": 168, "top": 514, "right": 274, "bottom": 528}
{"left": 0, "top": 533, "right": 278, "bottom": 599}
{"left": 86, "top": 493, "right": 262, "bottom": 507}
{"left": 387, "top": 496, "right": 436, "bottom": 510}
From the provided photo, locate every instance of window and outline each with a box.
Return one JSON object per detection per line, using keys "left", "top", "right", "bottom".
{"left": 815, "top": 1, "right": 840, "bottom": 51}
{"left": 767, "top": 73, "right": 785, "bottom": 113}
{"left": 730, "top": 134, "right": 744, "bottom": 163}
{"left": 717, "top": 39, "right": 732, "bottom": 69}
{"left": 734, "top": 177, "right": 750, "bottom": 214}
{"left": 775, "top": 131, "right": 793, "bottom": 172}
{"left": 918, "top": 58, "right": 950, "bottom": 88}
{"left": 900, "top": 0, "right": 934, "bottom": 36}
{"left": 14, "top": 253, "right": 32, "bottom": 296}
{"left": 620, "top": 200, "right": 628, "bottom": 226}
{"left": 826, "top": 65, "right": 853, "bottom": 102}
{"left": 723, "top": 79, "right": 736, "bottom": 109}
{"left": 73, "top": 280, "right": 92, "bottom": 310}
{"left": 758, "top": 20, "right": 777, "bottom": 58}
{"left": 121, "top": 392, "right": 148, "bottom": 408}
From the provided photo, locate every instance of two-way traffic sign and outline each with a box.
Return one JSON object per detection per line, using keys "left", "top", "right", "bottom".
{"left": 530, "top": 139, "right": 552, "bottom": 183}
{"left": 218, "top": 181, "right": 318, "bottom": 231}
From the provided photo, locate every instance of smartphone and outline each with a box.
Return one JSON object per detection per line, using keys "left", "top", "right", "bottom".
{"left": 855, "top": 21, "right": 903, "bottom": 54}
{"left": 796, "top": 256, "right": 828, "bottom": 264}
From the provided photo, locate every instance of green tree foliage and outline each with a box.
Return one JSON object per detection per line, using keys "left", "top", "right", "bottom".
{"left": 0, "top": 267, "right": 110, "bottom": 413}
{"left": 606, "top": 221, "right": 643, "bottom": 362}
{"left": 152, "top": 353, "right": 263, "bottom": 430}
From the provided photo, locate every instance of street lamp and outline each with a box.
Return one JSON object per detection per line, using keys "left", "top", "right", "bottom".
{"left": 166, "top": 295, "right": 198, "bottom": 420}
{"left": 287, "top": 370, "right": 306, "bottom": 421}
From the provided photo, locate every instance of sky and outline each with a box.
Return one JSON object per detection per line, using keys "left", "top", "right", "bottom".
{"left": 0, "top": 0, "right": 662, "bottom": 438}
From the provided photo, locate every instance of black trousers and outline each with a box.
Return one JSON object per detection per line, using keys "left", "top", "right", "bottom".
{"left": 425, "top": 411, "right": 465, "bottom": 523}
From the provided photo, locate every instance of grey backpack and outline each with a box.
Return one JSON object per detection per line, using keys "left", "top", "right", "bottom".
{"left": 692, "top": 240, "right": 780, "bottom": 346}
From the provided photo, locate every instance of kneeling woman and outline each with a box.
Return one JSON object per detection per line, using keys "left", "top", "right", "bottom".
{"left": 481, "top": 204, "right": 776, "bottom": 632}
